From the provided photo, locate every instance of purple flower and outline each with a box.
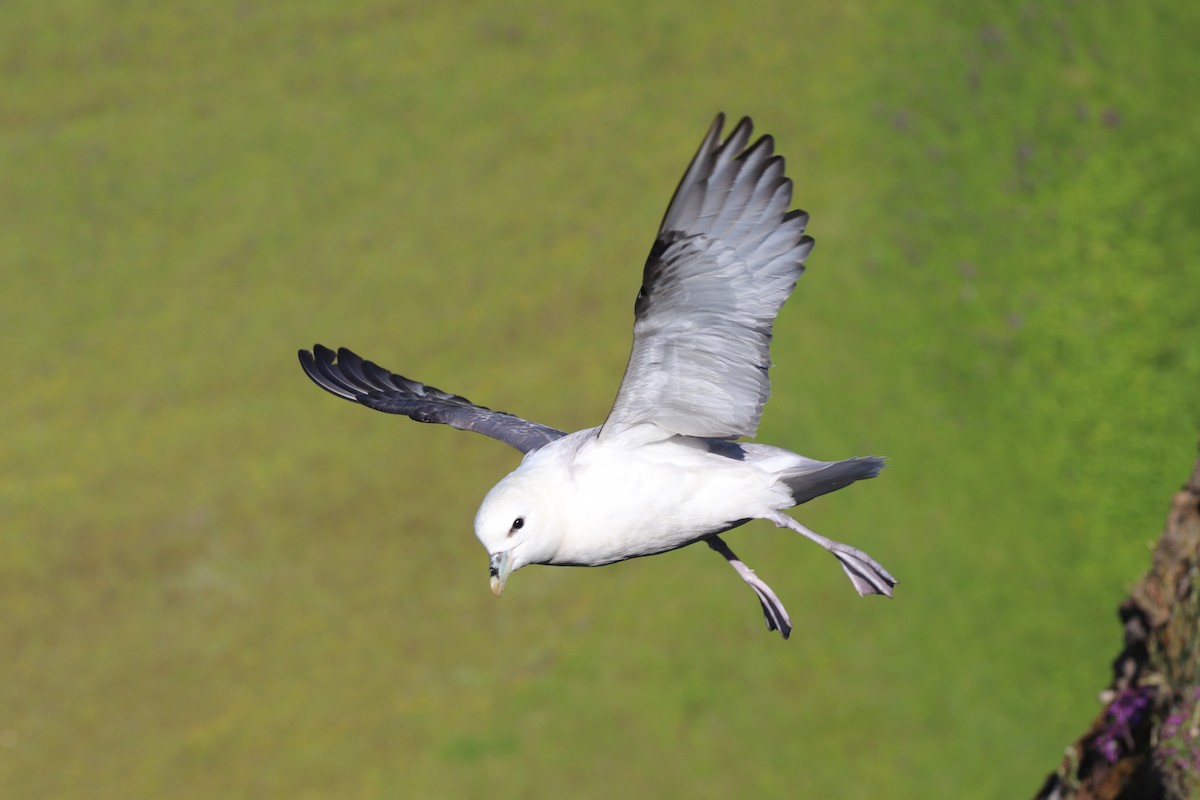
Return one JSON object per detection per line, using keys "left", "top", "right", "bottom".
{"left": 1154, "top": 685, "right": 1200, "bottom": 795}
{"left": 1093, "top": 686, "right": 1153, "bottom": 764}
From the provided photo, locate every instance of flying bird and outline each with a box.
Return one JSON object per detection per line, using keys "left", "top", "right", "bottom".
{"left": 299, "top": 114, "right": 895, "bottom": 639}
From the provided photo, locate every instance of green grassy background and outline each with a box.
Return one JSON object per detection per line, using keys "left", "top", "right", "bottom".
{"left": 4, "top": 1, "right": 1199, "bottom": 796}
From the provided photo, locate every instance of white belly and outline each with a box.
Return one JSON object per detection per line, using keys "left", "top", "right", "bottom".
{"left": 548, "top": 438, "right": 789, "bottom": 566}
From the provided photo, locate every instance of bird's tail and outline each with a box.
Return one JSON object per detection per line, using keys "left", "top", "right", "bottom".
{"left": 780, "top": 456, "right": 885, "bottom": 506}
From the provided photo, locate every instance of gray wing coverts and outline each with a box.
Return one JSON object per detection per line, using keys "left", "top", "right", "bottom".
{"left": 298, "top": 345, "right": 566, "bottom": 454}
{"left": 604, "top": 114, "right": 814, "bottom": 440}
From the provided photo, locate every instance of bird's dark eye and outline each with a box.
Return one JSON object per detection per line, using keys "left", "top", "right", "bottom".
{"left": 511, "top": 516, "right": 525, "bottom": 532}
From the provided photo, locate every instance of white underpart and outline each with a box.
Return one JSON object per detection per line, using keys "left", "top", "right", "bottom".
{"left": 532, "top": 431, "right": 794, "bottom": 567}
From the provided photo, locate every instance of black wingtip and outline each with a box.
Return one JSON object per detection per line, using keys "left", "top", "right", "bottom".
{"left": 299, "top": 343, "right": 336, "bottom": 367}
{"left": 728, "top": 115, "right": 754, "bottom": 143}
{"left": 703, "top": 113, "right": 729, "bottom": 153}
{"left": 741, "top": 133, "right": 775, "bottom": 162}
{"left": 298, "top": 346, "right": 321, "bottom": 377}
{"left": 298, "top": 343, "right": 361, "bottom": 401}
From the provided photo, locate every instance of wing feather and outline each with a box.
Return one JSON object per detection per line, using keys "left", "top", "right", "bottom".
{"left": 298, "top": 345, "right": 566, "bottom": 454}
{"left": 603, "top": 115, "right": 814, "bottom": 440}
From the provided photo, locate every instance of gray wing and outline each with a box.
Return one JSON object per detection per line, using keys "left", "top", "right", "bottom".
{"left": 299, "top": 345, "right": 566, "bottom": 454}
{"left": 602, "top": 114, "right": 814, "bottom": 440}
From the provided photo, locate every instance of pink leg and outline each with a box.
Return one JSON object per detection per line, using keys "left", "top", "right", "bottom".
{"left": 767, "top": 511, "right": 897, "bottom": 597}
{"left": 706, "top": 535, "right": 792, "bottom": 639}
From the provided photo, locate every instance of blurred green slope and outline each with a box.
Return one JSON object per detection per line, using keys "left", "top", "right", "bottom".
{"left": 2, "top": 1, "right": 1199, "bottom": 797}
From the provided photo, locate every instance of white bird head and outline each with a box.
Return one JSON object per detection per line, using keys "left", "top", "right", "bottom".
{"left": 474, "top": 469, "right": 564, "bottom": 596}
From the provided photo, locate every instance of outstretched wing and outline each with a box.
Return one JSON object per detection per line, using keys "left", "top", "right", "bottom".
{"left": 299, "top": 345, "right": 566, "bottom": 454}
{"left": 602, "top": 114, "right": 814, "bottom": 440}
